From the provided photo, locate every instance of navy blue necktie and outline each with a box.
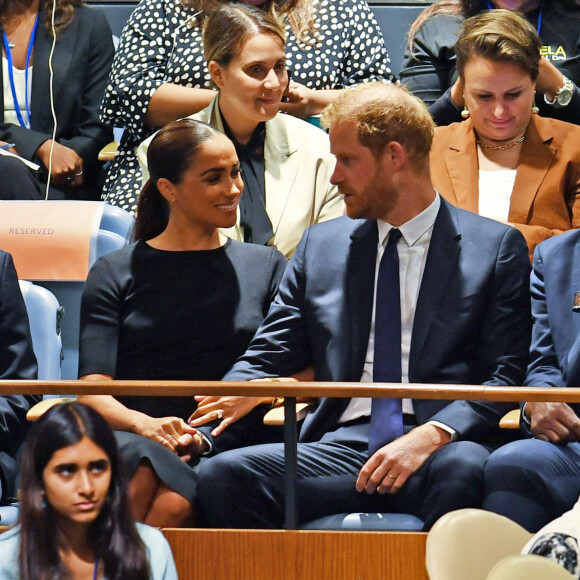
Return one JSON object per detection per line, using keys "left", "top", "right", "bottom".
{"left": 369, "top": 228, "right": 404, "bottom": 456}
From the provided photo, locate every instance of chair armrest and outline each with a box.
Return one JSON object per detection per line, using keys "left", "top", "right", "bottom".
{"left": 98, "top": 141, "right": 119, "bottom": 162}
{"left": 26, "top": 398, "right": 76, "bottom": 421}
{"left": 499, "top": 409, "right": 521, "bottom": 429}
{"left": 263, "top": 402, "right": 312, "bottom": 426}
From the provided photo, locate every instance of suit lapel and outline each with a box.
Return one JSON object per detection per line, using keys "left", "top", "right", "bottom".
{"left": 264, "top": 115, "right": 299, "bottom": 242}
{"left": 30, "top": 5, "right": 77, "bottom": 131}
{"left": 508, "top": 117, "right": 555, "bottom": 225}
{"left": 346, "top": 220, "right": 378, "bottom": 381}
{"left": 409, "top": 200, "right": 461, "bottom": 374}
{"left": 443, "top": 121, "right": 479, "bottom": 213}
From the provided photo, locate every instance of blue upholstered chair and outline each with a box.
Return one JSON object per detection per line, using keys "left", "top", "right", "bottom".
{"left": 18, "top": 281, "right": 62, "bottom": 381}
{"left": 301, "top": 512, "right": 424, "bottom": 531}
{"left": 0, "top": 283, "right": 63, "bottom": 526}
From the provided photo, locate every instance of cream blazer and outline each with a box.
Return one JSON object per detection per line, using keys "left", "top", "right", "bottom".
{"left": 138, "top": 97, "right": 344, "bottom": 257}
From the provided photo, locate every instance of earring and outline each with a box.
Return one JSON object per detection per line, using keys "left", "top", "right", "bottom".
{"left": 532, "top": 91, "right": 539, "bottom": 114}
{"left": 461, "top": 106, "right": 470, "bottom": 119}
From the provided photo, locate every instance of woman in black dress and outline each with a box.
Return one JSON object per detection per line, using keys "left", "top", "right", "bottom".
{"left": 77, "top": 119, "right": 287, "bottom": 527}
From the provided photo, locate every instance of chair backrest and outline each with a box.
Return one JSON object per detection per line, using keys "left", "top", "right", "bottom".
{"left": 487, "top": 554, "right": 576, "bottom": 580}
{"left": 18, "top": 281, "right": 62, "bottom": 380}
{"left": 100, "top": 203, "right": 135, "bottom": 240}
{"left": 426, "top": 509, "right": 533, "bottom": 580}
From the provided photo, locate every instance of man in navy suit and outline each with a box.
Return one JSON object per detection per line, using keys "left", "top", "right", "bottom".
{"left": 196, "top": 83, "right": 531, "bottom": 529}
{"left": 484, "top": 229, "right": 580, "bottom": 532}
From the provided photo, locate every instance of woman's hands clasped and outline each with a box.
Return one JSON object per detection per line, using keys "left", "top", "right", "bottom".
{"left": 133, "top": 415, "right": 206, "bottom": 462}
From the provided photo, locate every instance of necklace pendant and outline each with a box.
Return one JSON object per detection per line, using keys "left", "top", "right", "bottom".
{"left": 8, "top": 42, "right": 15, "bottom": 48}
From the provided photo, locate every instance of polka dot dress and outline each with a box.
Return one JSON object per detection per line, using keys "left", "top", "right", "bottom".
{"left": 99, "top": 0, "right": 394, "bottom": 213}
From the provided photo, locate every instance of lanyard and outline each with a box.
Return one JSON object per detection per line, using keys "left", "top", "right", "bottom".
{"left": 485, "top": 1, "right": 544, "bottom": 36}
{"left": 2, "top": 13, "right": 38, "bottom": 129}
{"left": 93, "top": 558, "right": 99, "bottom": 580}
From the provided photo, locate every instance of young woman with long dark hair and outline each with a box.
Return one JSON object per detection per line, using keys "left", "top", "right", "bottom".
{"left": 0, "top": 402, "right": 177, "bottom": 579}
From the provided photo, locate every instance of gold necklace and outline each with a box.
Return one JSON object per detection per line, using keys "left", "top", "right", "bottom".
{"left": 476, "top": 134, "right": 526, "bottom": 151}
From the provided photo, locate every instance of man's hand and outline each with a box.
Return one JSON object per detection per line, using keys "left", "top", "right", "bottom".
{"left": 356, "top": 424, "right": 451, "bottom": 495}
{"left": 526, "top": 402, "right": 580, "bottom": 444}
{"left": 36, "top": 140, "right": 83, "bottom": 186}
{"left": 188, "top": 396, "right": 270, "bottom": 437}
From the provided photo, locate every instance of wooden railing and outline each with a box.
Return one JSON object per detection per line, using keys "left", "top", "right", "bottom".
{"left": 3, "top": 380, "right": 578, "bottom": 580}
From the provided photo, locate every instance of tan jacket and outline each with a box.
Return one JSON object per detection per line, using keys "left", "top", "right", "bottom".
{"left": 138, "top": 97, "right": 344, "bottom": 257}
{"left": 430, "top": 115, "right": 580, "bottom": 260}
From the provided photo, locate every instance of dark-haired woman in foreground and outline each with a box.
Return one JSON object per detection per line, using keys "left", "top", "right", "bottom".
{"left": 0, "top": 402, "right": 177, "bottom": 579}
{"left": 78, "top": 119, "right": 288, "bottom": 527}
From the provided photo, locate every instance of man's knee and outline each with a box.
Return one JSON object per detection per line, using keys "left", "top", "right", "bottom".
{"left": 428, "top": 441, "right": 490, "bottom": 484}
{"left": 484, "top": 439, "right": 575, "bottom": 488}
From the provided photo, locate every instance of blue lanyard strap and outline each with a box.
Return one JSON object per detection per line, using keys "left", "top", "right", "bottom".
{"left": 2, "top": 13, "right": 38, "bottom": 129}
{"left": 485, "top": 1, "right": 544, "bottom": 35}
{"left": 93, "top": 558, "right": 99, "bottom": 580}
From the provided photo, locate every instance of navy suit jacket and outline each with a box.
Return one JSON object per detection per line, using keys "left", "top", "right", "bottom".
{"left": 0, "top": 251, "right": 38, "bottom": 501}
{"left": 526, "top": 229, "right": 580, "bottom": 392}
{"left": 224, "top": 198, "right": 532, "bottom": 445}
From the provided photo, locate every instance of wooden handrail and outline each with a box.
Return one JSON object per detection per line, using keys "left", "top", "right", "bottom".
{"left": 1, "top": 379, "right": 580, "bottom": 402}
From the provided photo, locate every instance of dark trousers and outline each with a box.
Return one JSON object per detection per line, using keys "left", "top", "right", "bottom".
{"left": 196, "top": 439, "right": 492, "bottom": 530}
{"left": 483, "top": 439, "right": 580, "bottom": 532}
{"left": 0, "top": 156, "right": 43, "bottom": 200}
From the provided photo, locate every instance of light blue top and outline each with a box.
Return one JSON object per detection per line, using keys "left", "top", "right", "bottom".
{"left": 0, "top": 522, "right": 178, "bottom": 579}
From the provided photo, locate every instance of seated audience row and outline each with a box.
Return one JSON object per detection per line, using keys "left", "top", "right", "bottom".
{"left": 101, "top": 0, "right": 394, "bottom": 212}
{"left": 1, "top": 0, "right": 579, "bottom": 542}
{"left": 78, "top": 80, "right": 534, "bottom": 530}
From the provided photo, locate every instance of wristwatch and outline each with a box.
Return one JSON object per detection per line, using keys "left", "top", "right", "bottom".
{"left": 544, "top": 75, "right": 575, "bottom": 108}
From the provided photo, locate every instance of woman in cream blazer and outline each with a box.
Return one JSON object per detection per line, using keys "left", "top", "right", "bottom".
{"left": 139, "top": 96, "right": 342, "bottom": 257}
{"left": 137, "top": 5, "right": 343, "bottom": 257}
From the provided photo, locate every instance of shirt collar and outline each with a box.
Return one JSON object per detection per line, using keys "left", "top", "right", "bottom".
{"left": 377, "top": 192, "right": 440, "bottom": 247}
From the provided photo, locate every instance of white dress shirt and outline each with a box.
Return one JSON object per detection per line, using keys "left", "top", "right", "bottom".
{"left": 338, "top": 193, "right": 454, "bottom": 438}
{"left": 2, "top": 58, "right": 32, "bottom": 128}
